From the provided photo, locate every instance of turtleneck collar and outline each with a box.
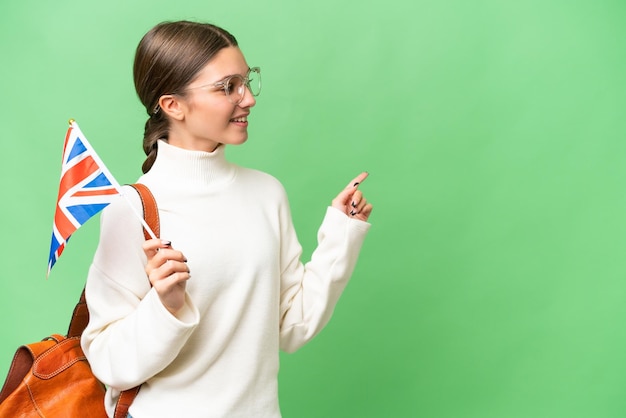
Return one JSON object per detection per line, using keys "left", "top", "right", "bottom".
{"left": 143, "top": 140, "right": 237, "bottom": 190}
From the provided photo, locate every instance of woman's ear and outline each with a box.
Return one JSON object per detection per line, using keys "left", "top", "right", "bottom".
{"left": 158, "top": 95, "right": 185, "bottom": 121}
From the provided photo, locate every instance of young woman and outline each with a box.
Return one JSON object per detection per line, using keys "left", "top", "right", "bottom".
{"left": 81, "top": 20, "right": 373, "bottom": 417}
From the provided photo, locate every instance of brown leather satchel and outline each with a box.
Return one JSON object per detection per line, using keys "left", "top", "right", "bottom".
{"left": 0, "top": 183, "right": 158, "bottom": 418}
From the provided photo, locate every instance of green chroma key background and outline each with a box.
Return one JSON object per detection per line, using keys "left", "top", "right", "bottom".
{"left": 1, "top": 0, "right": 625, "bottom": 417}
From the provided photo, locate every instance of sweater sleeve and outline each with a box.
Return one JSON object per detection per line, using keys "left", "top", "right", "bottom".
{"left": 80, "top": 187, "right": 200, "bottom": 390}
{"left": 279, "top": 204, "right": 371, "bottom": 353}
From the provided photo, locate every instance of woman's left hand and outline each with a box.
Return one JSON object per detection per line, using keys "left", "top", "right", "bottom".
{"left": 331, "top": 172, "right": 373, "bottom": 222}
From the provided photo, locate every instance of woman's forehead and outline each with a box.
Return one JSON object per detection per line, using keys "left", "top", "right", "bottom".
{"left": 197, "top": 47, "right": 249, "bottom": 81}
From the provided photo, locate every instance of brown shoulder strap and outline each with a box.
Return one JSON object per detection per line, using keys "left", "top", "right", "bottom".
{"left": 128, "top": 183, "right": 160, "bottom": 240}
{"left": 66, "top": 290, "right": 90, "bottom": 339}
{"left": 114, "top": 386, "right": 141, "bottom": 418}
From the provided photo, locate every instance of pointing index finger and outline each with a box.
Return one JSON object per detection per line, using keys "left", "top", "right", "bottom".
{"left": 348, "top": 172, "right": 369, "bottom": 189}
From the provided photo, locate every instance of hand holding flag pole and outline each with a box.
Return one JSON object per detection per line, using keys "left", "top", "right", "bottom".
{"left": 47, "top": 119, "right": 156, "bottom": 276}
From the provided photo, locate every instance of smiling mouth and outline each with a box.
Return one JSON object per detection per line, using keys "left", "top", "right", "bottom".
{"left": 230, "top": 116, "right": 248, "bottom": 123}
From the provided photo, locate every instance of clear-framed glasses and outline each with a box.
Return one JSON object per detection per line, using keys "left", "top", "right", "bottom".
{"left": 185, "top": 67, "right": 261, "bottom": 105}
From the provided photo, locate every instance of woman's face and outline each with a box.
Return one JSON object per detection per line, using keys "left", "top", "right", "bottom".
{"left": 167, "top": 46, "right": 256, "bottom": 152}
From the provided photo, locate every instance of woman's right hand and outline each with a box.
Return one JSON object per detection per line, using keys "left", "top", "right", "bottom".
{"left": 331, "top": 172, "right": 373, "bottom": 222}
{"left": 143, "top": 239, "right": 190, "bottom": 316}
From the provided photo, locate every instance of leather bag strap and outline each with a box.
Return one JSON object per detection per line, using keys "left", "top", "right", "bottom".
{"left": 66, "top": 290, "right": 89, "bottom": 338}
{"left": 114, "top": 386, "right": 141, "bottom": 418}
{"left": 129, "top": 183, "right": 160, "bottom": 240}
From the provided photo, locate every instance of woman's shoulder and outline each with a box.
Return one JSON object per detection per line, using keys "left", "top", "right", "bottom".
{"left": 237, "top": 166, "right": 286, "bottom": 192}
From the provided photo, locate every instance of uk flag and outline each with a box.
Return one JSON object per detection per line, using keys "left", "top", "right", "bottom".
{"left": 47, "top": 120, "right": 122, "bottom": 275}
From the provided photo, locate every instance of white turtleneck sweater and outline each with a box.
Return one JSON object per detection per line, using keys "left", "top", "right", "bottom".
{"left": 81, "top": 140, "right": 371, "bottom": 417}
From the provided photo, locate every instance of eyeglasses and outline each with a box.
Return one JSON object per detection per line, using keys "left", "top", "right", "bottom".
{"left": 184, "top": 67, "right": 261, "bottom": 105}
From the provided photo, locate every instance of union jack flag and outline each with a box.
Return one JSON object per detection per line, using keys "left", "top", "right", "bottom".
{"left": 48, "top": 120, "right": 122, "bottom": 275}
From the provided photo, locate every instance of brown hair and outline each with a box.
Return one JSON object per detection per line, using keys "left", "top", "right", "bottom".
{"left": 133, "top": 20, "right": 238, "bottom": 173}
